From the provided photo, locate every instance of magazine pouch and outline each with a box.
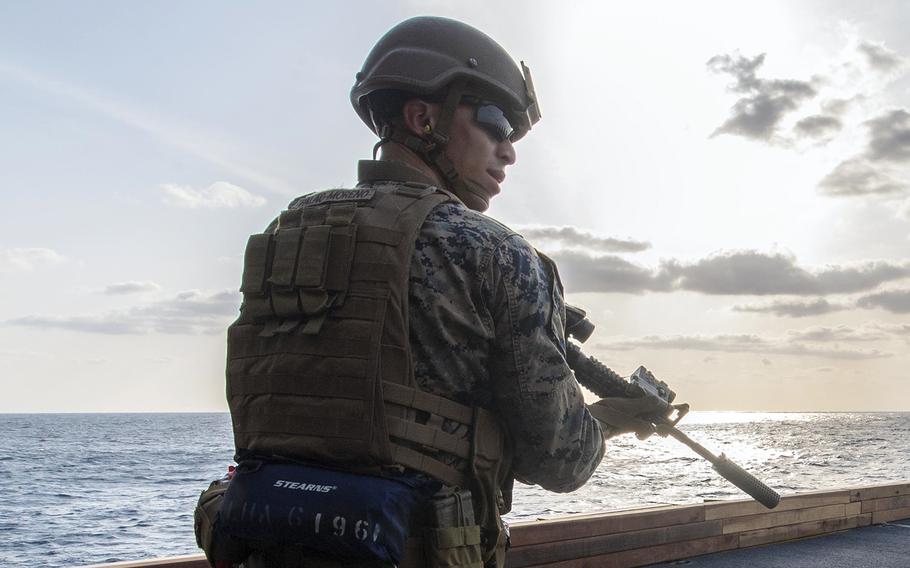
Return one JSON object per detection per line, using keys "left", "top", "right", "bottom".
{"left": 424, "top": 489, "right": 484, "bottom": 568}
{"left": 217, "top": 461, "right": 438, "bottom": 565}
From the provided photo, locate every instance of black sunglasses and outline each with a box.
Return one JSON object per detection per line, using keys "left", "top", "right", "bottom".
{"left": 461, "top": 96, "right": 515, "bottom": 143}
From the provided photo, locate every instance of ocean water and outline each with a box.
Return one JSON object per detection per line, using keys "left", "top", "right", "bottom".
{"left": 2, "top": 412, "right": 908, "bottom": 567}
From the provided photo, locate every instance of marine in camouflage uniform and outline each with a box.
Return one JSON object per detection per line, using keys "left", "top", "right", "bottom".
{"left": 217, "top": 16, "right": 609, "bottom": 568}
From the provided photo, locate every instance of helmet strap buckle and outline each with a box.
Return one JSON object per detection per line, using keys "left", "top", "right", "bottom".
{"left": 428, "top": 131, "right": 449, "bottom": 148}
{"left": 372, "top": 124, "right": 392, "bottom": 160}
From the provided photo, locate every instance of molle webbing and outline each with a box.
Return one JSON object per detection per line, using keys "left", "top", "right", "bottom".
{"left": 227, "top": 184, "right": 471, "bottom": 487}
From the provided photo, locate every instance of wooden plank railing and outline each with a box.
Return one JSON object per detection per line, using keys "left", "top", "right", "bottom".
{"left": 506, "top": 481, "right": 910, "bottom": 567}
{"left": 81, "top": 482, "right": 910, "bottom": 568}
{"left": 81, "top": 555, "right": 208, "bottom": 568}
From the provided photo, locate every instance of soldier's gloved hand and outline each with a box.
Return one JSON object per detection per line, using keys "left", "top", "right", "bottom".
{"left": 588, "top": 396, "right": 667, "bottom": 440}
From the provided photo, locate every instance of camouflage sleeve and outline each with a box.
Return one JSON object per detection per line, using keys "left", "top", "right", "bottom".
{"left": 482, "top": 234, "right": 606, "bottom": 493}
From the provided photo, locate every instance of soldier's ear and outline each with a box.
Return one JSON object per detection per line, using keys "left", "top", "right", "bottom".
{"left": 402, "top": 98, "right": 439, "bottom": 138}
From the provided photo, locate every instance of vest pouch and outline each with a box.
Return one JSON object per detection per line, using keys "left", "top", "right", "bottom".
{"left": 424, "top": 489, "right": 483, "bottom": 568}
{"left": 194, "top": 477, "right": 249, "bottom": 567}
{"left": 469, "top": 408, "right": 512, "bottom": 566}
{"left": 217, "top": 461, "right": 438, "bottom": 565}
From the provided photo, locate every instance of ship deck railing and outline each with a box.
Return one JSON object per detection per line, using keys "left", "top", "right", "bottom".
{"left": 83, "top": 481, "right": 910, "bottom": 568}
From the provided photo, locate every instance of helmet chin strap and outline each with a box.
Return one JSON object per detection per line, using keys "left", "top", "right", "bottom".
{"left": 385, "top": 79, "right": 488, "bottom": 209}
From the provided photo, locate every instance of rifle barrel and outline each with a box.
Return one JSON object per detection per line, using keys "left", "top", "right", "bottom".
{"left": 664, "top": 425, "right": 780, "bottom": 509}
{"left": 663, "top": 425, "right": 719, "bottom": 462}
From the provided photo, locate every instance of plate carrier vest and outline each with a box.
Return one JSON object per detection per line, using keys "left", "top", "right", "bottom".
{"left": 226, "top": 181, "right": 512, "bottom": 563}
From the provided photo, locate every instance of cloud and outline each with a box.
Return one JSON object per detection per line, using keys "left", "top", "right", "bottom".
{"left": 549, "top": 251, "right": 670, "bottom": 294}
{"left": 102, "top": 281, "right": 161, "bottom": 295}
{"left": 857, "top": 41, "right": 904, "bottom": 73}
{"left": 817, "top": 157, "right": 907, "bottom": 196}
{"left": 868, "top": 322, "right": 910, "bottom": 336}
{"left": 784, "top": 325, "right": 887, "bottom": 343}
{"left": 6, "top": 289, "right": 240, "bottom": 335}
{"left": 817, "top": 109, "right": 910, "bottom": 197}
{"left": 0, "top": 248, "right": 66, "bottom": 272}
{"left": 517, "top": 226, "right": 650, "bottom": 253}
{"left": 553, "top": 250, "right": 910, "bottom": 296}
{"left": 863, "top": 109, "right": 910, "bottom": 163}
{"left": 160, "top": 182, "right": 266, "bottom": 209}
{"left": 733, "top": 298, "right": 847, "bottom": 318}
{"left": 707, "top": 52, "right": 817, "bottom": 141}
{"left": 709, "top": 37, "right": 908, "bottom": 153}
{"left": 793, "top": 115, "right": 842, "bottom": 140}
{"left": 857, "top": 289, "right": 910, "bottom": 313}
{"left": 707, "top": 52, "right": 765, "bottom": 92}
{"left": 662, "top": 251, "right": 910, "bottom": 296}
{"left": 597, "top": 332, "right": 890, "bottom": 360}
{"left": 821, "top": 97, "right": 859, "bottom": 116}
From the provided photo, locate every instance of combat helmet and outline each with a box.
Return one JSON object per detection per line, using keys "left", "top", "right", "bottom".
{"left": 351, "top": 16, "right": 540, "bottom": 140}
{"left": 351, "top": 16, "right": 540, "bottom": 208}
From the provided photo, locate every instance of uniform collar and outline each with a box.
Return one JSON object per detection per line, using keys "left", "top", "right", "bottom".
{"left": 357, "top": 160, "right": 439, "bottom": 187}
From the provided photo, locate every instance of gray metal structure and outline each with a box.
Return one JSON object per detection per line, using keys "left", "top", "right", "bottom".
{"left": 646, "top": 518, "right": 910, "bottom": 568}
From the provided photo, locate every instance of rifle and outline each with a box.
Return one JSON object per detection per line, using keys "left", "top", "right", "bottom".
{"left": 565, "top": 305, "right": 781, "bottom": 509}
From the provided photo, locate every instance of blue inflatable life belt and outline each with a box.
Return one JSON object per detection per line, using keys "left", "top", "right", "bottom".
{"left": 216, "top": 461, "right": 439, "bottom": 565}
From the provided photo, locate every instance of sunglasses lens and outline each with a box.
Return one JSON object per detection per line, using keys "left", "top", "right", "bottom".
{"left": 476, "top": 104, "right": 514, "bottom": 142}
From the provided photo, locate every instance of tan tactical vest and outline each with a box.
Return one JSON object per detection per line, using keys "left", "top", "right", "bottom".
{"left": 226, "top": 181, "right": 512, "bottom": 563}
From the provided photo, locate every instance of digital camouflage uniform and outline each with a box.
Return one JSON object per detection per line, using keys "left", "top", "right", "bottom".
{"left": 371, "top": 159, "right": 606, "bottom": 492}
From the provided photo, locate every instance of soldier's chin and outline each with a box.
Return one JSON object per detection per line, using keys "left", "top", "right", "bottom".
{"left": 459, "top": 179, "right": 492, "bottom": 212}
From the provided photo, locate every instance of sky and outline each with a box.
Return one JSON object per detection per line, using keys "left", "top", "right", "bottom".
{"left": 1, "top": 0, "right": 909, "bottom": 412}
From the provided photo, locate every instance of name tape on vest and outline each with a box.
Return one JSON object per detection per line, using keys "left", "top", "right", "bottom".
{"left": 290, "top": 189, "right": 375, "bottom": 209}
